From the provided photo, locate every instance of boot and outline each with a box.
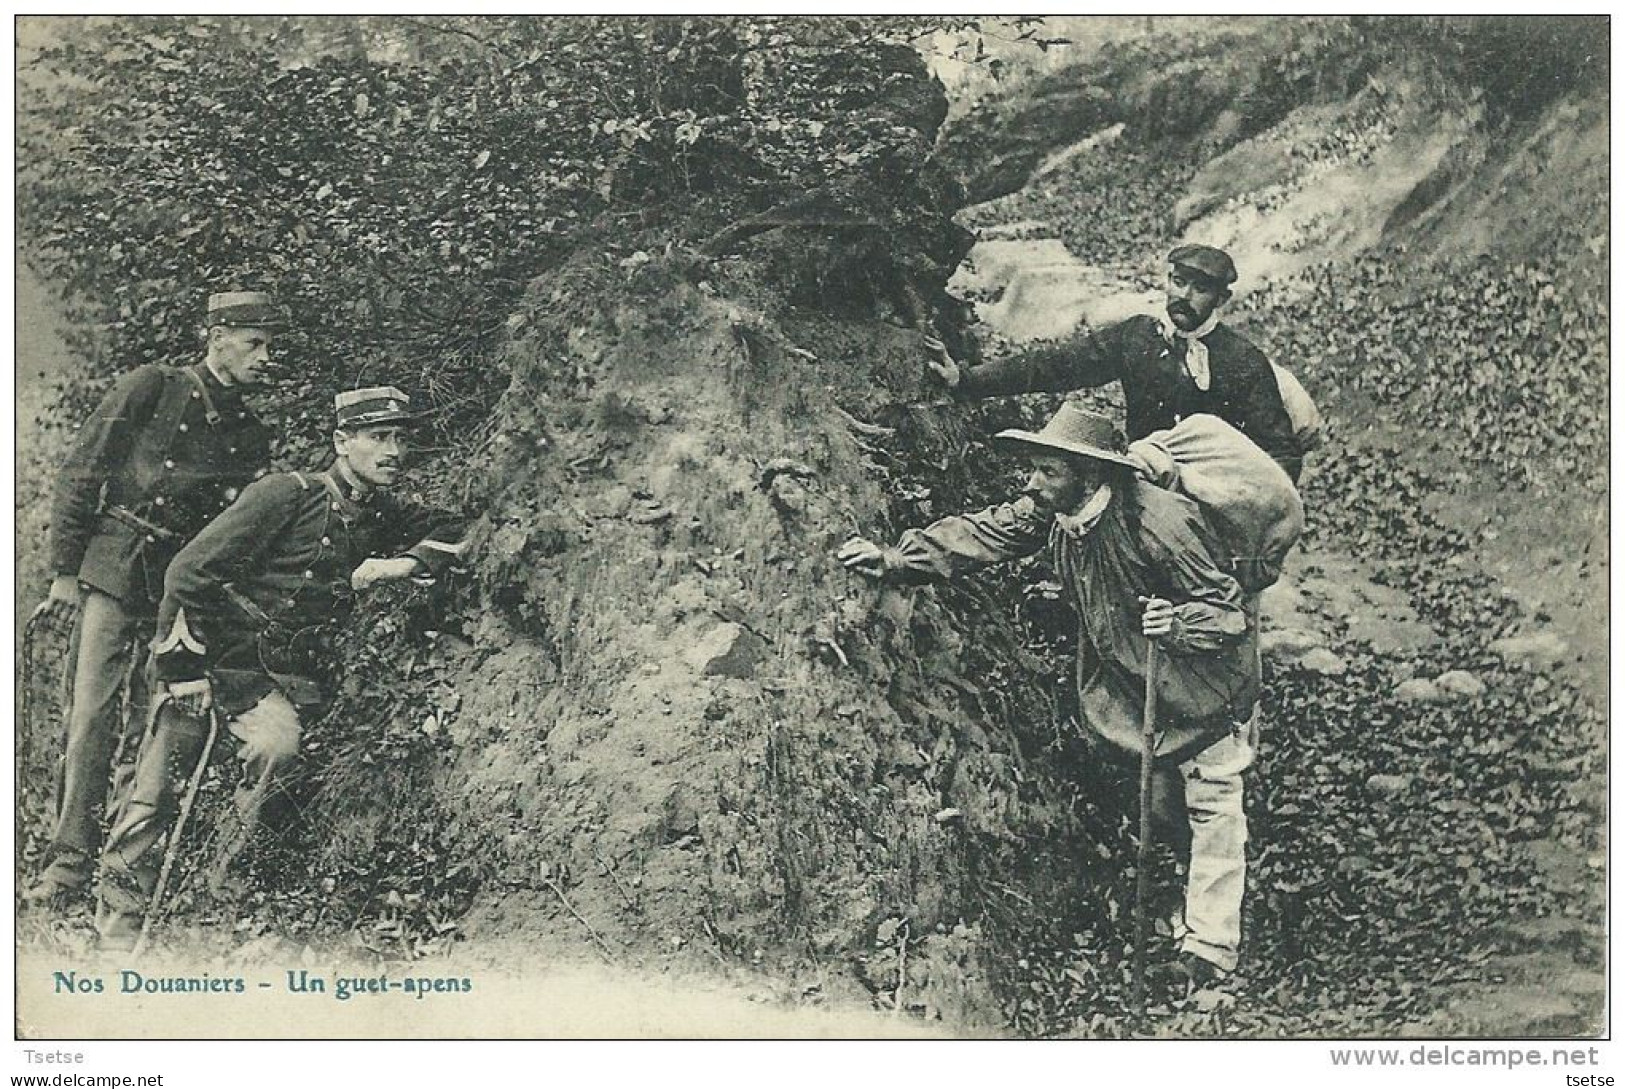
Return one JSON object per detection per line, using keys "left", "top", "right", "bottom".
{"left": 23, "top": 848, "right": 94, "bottom": 912}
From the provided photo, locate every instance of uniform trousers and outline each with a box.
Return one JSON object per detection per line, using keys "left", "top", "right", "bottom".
{"left": 96, "top": 687, "right": 302, "bottom": 944}
{"left": 42, "top": 589, "right": 146, "bottom": 887}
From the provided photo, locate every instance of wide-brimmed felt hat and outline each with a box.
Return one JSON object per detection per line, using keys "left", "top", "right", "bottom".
{"left": 1167, "top": 243, "right": 1237, "bottom": 289}
{"left": 335, "top": 386, "right": 415, "bottom": 430}
{"left": 993, "top": 403, "right": 1137, "bottom": 468}
{"left": 207, "top": 290, "right": 287, "bottom": 329}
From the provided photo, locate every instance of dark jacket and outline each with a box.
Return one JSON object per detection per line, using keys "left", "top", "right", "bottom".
{"left": 48, "top": 363, "right": 272, "bottom": 609}
{"left": 887, "top": 481, "right": 1255, "bottom": 762}
{"left": 958, "top": 314, "right": 1302, "bottom": 480}
{"left": 153, "top": 463, "right": 467, "bottom": 715}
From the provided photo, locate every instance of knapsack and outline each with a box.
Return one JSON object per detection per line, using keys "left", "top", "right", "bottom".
{"left": 1127, "top": 414, "right": 1305, "bottom": 592}
{"left": 1272, "top": 363, "right": 1324, "bottom": 453}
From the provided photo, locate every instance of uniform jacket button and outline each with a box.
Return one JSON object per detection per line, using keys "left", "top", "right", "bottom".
{"left": 163, "top": 459, "right": 175, "bottom": 469}
{"left": 303, "top": 570, "right": 314, "bottom": 579}
{"left": 178, "top": 423, "right": 188, "bottom": 432}
{"left": 321, "top": 537, "right": 331, "bottom": 547}
{"left": 190, "top": 391, "right": 200, "bottom": 399}
{"left": 153, "top": 496, "right": 165, "bottom": 506}
{"left": 228, "top": 447, "right": 238, "bottom": 455}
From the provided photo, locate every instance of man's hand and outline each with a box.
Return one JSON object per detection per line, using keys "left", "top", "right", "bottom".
{"left": 165, "top": 677, "right": 213, "bottom": 717}
{"left": 1140, "top": 596, "right": 1177, "bottom": 641}
{"left": 837, "top": 537, "right": 890, "bottom": 580}
{"left": 350, "top": 556, "right": 420, "bottom": 592}
{"left": 922, "top": 334, "right": 962, "bottom": 390}
{"left": 32, "top": 576, "right": 83, "bottom": 624}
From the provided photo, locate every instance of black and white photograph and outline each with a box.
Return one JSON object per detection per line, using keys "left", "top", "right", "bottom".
{"left": 9, "top": 12, "right": 1611, "bottom": 1063}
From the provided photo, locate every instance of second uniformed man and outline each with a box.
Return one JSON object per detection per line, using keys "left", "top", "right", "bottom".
{"left": 27, "top": 291, "right": 285, "bottom": 907}
{"left": 95, "top": 386, "right": 467, "bottom": 949}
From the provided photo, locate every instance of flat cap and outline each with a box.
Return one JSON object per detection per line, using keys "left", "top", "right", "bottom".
{"left": 335, "top": 386, "right": 413, "bottom": 430}
{"left": 1167, "top": 244, "right": 1238, "bottom": 288}
{"left": 207, "top": 291, "right": 287, "bottom": 329}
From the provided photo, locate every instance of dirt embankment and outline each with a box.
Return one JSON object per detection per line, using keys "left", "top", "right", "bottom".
{"left": 418, "top": 249, "right": 1117, "bottom": 1027}
{"left": 273, "top": 49, "right": 1136, "bottom": 1031}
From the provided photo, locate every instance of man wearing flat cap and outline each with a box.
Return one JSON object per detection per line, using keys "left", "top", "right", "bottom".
{"left": 926, "top": 243, "right": 1305, "bottom": 481}
{"left": 94, "top": 386, "right": 468, "bottom": 949}
{"left": 839, "top": 403, "right": 1258, "bottom": 993}
{"left": 27, "top": 291, "right": 286, "bottom": 907}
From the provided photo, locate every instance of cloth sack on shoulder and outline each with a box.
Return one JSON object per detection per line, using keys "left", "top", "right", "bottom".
{"left": 1127, "top": 414, "right": 1304, "bottom": 592}
{"left": 1272, "top": 363, "right": 1323, "bottom": 453}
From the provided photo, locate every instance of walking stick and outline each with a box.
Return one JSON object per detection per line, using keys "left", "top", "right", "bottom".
{"left": 22, "top": 605, "right": 73, "bottom": 816}
{"left": 1132, "top": 638, "right": 1161, "bottom": 1022}
{"left": 19, "top": 607, "right": 57, "bottom": 744}
{"left": 133, "top": 701, "right": 220, "bottom": 959}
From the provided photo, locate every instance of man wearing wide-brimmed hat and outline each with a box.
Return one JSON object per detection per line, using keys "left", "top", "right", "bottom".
{"left": 26, "top": 291, "right": 287, "bottom": 909}
{"left": 94, "top": 386, "right": 467, "bottom": 950}
{"left": 924, "top": 243, "right": 1307, "bottom": 481}
{"left": 839, "top": 402, "right": 1258, "bottom": 993}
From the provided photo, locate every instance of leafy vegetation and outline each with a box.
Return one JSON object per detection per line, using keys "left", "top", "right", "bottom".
{"left": 18, "top": 16, "right": 990, "bottom": 462}
{"left": 16, "top": 16, "right": 1605, "bottom": 1037}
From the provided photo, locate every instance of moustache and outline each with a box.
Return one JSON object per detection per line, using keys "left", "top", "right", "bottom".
{"left": 249, "top": 362, "right": 290, "bottom": 384}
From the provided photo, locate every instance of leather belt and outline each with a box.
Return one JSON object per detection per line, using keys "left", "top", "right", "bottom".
{"left": 103, "top": 503, "right": 178, "bottom": 542}
{"left": 106, "top": 503, "right": 269, "bottom": 629}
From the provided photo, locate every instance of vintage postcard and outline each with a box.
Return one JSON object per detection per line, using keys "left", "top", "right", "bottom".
{"left": 13, "top": 14, "right": 1609, "bottom": 1054}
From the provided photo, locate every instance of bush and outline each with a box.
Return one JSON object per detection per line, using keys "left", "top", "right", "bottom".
{"left": 18, "top": 15, "right": 976, "bottom": 465}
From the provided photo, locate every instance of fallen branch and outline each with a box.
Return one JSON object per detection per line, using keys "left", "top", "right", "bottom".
{"left": 546, "top": 878, "right": 619, "bottom": 966}
{"left": 834, "top": 405, "right": 897, "bottom": 440}
{"left": 593, "top": 852, "right": 639, "bottom": 911}
{"left": 701, "top": 192, "right": 878, "bottom": 256}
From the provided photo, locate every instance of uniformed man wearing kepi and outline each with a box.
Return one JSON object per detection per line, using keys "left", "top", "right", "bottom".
{"left": 27, "top": 291, "right": 285, "bottom": 907}
{"left": 95, "top": 386, "right": 467, "bottom": 949}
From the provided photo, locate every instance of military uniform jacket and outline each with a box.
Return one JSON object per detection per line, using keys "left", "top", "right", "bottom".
{"left": 48, "top": 362, "right": 272, "bottom": 610}
{"left": 958, "top": 314, "right": 1303, "bottom": 480}
{"left": 153, "top": 464, "right": 466, "bottom": 715}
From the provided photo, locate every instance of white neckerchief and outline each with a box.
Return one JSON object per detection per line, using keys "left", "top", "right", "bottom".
{"left": 1160, "top": 308, "right": 1222, "bottom": 392}
{"left": 1054, "top": 482, "right": 1113, "bottom": 540}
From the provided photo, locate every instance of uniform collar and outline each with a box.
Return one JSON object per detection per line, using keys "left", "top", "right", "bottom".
{"left": 329, "top": 459, "right": 374, "bottom": 505}
{"left": 193, "top": 361, "right": 244, "bottom": 403}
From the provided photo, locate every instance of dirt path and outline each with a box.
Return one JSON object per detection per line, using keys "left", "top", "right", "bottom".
{"left": 15, "top": 933, "right": 954, "bottom": 1038}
